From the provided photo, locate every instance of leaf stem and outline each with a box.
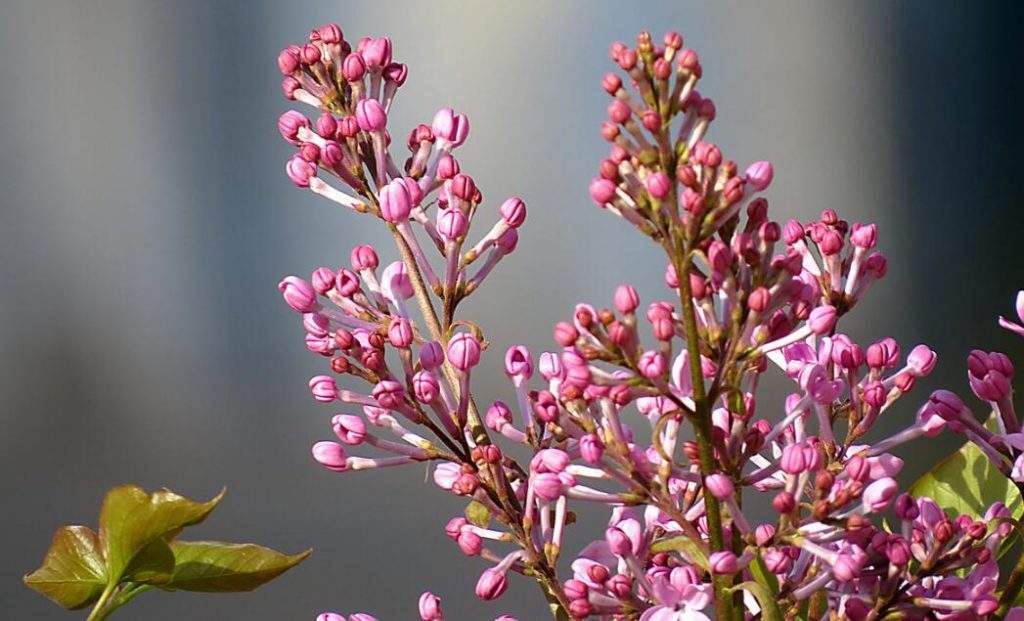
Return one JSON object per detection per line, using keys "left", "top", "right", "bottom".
{"left": 86, "top": 584, "right": 118, "bottom": 621}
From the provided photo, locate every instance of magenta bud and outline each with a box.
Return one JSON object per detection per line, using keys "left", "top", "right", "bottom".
{"left": 312, "top": 441, "right": 347, "bottom": 472}
{"left": 475, "top": 568, "right": 508, "bottom": 601}
{"left": 744, "top": 161, "right": 774, "bottom": 191}
{"left": 907, "top": 345, "right": 937, "bottom": 377}
{"left": 579, "top": 434, "right": 604, "bottom": 464}
{"left": 286, "top": 155, "right": 317, "bottom": 187}
{"left": 504, "top": 345, "right": 533, "bottom": 380}
{"left": 645, "top": 172, "right": 671, "bottom": 199}
{"left": 372, "top": 380, "right": 406, "bottom": 409}
{"left": 894, "top": 493, "right": 919, "bottom": 520}
{"left": 383, "top": 62, "right": 408, "bottom": 85}
{"left": 754, "top": 524, "right": 776, "bottom": 546}
{"left": 885, "top": 537, "right": 911, "bottom": 566}
{"left": 485, "top": 401, "right": 513, "bottom": 431}
{"left": 772, "top": 491, "right": 795, "bottom": 514}
{"left": 355, "top": 98, "right": 387, "bottom": 132}
{"left": 607, "top": 99, "right": 631, "bottom": 124}
{"left": 436, "top": 208, "right": 468, "bottom": 241}
{"left": 704, "top": 473, "right": 734, "bottom": 500}
{"left": 419, "top": 341, "right": 445, "bottom": 370}
{"left": 432, "top": 107, "right": 470, "bottom": 147}
{"left": 332, "top": 414, "right": 367, "bottom": 445}
{"left": 499, "top": 197, "right": 527, "bottom": 228}
{"left": 436, "top": 156, "right": 460, "bottom": 182}
{"left": 553, "top": 322, "right": 579, "bottom": 347}
{"left": 448, "top": 174, "right": 477, "bottom": 201}
{"left": 361, "top": 37, "right": 392, "bottom": 69}
{"left": 638, "top": 350, "right": 667, "bottom": 379}
{"left": 850, "top": 222, "right": 877, "bottom": 249}
{"left": 709, "top": 550, "right": 738, "bottom": 575}
{"left": 763, "top": 549, "right": 792, "bottom": 573}
{"left": 412, "top": 371, "right": 439, "bottom": 403}
{"left": 447, "top": 332, "right": 482, "bottom": 371}
{"left": 350, "top": 245, "right": 379, "bottom": 271}
{"left": 457, "top": 530, "right": 482, "bottom": 556}
{"left": 277, "top": 47, "right": 301, "bottom": 75}
{"left": 602, "top": 72, "right": 622, "bottom": 94}
{"left": 310, "top": 267, "right": 336, "bottom": 295}
{"left": 531, "top": 448, "right": 570, "bottom": 473}
{"left": 862, "top": 477, "right": 898, "bottom": 513}
{"left": 279, "top": 276, "right": 319, "bottom": 313}
{"left": 316, "top": 614, "right": 346, "bottom": 621}
{"left": 568, "top": 600, "right": 593, "bottom": 618}
{"left": 605, "top": 526, "right": 632, "bottom": 556}
{"left": 613, "top": 284, "right": 640, "bottom": 314}
{"left": 532, "top": 472, "right": 565, "bottom": 501}
{"left": 589, "top": 178, "right": 617, "bottom": 205}
{"left": 315, "top": 113, "right": 338, "bottom": 139}
{"left": 388, "top": 317, "right": 414, "bottom": 348}
{"left": 379, "top": 178, "right": 413, "bottom": 223}
{"left": 418, "top": 592, "right": 443, "bottom": 621}
{"left": 808, "top": 305, "right": 838, "bottom": 335}
{"left": 832, "top": 550, "right": 865, "bottom": 582}
{"left": 563, "top": 579, "right": 588, "bottom": 601}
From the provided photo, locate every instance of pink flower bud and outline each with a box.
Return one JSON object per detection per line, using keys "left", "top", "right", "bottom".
{"left": 312, "top": 441, "right": 347, "bottom": 472}
{"left": 831, "top": 550, "right": 865, "bottom": 582}
{"left": 589, "top": 178, "right": 617, "bottom": 205}
{"left": 381, "top": 261, "right": 413, "bottom": 300}
{"left": 457, "top": 530, "right": 482, "bottom": 556}
{"left": 372, "top": 380, "right": 405, "bottom": 409}
{"left": 433, "top": 462, "right": 461, "bottom": 490}
{"left": 553, "top": 322, "right": 579, "bottom": 347}
{"left": 432, "top": 107, "right": 470, "bottom": 147}
{"left": 379, "top": 178, "right": 413, "bottom": 222}
{"left": 278, "top": 110, "right": 309, "bottom": 144}
{"left": 412, "top": 371, "right": 439, "bottom": 403}
{"left": 862, "top": 477, "right": 897, "bottom": 513}
{"left": 383, "top": 62, "right": 408, "bottom": 85}
{"left": 303, "top": 312, "right": 330, "bottom": 338}
{"left": 645, "top": 172, "right": 671, "bottom": 199}
{"left": 343, "top": 53, "right": 367, "bottom": 81}
{"left": 475, "top": 568, "right": 508, "bottom": 601}
{"left": 780, "top": 443, "right": 807, "bottom": 474}
{"left": 420, "top": 341, "right": 445, "bottom": 370}
{"left": 388, "top": 317, "right": 413, "bottom": 348}
{"left": 744, "top": 161, "right": 774, "bottom": 191}
{"left": 709, "top": 550, "right": 738, "bottom": 574}
{"left": 808, "top": 305, "right": 838, "bottom": 335}
{"left": 704, "top": 473, "right": 734, "bottom": 500}
{"left": 436, "top": 208, "right": 468, "bottom": 241}
{"left": 332, "top": 414, "right": 367, "bottom": 445}
{"left": 496, "top": 228, "right": 519, "bottom": 254}
{"left": 309, "top": 375, "right": 338, "bottom": 402}
{"left": 504, "top": 345, "right": 533, "bottom": 381}
{"left": 436, "top": 154, "right": 460, "bottom": 179}
{"left": 361, "top": 37, "right": 392, "bottom": 69}
{"left": 613, "top": 284, "right": 640, "bottom": 314}
{"left": 754, "top": 524, "right": 776, "bottom": 546}
{"left": 579, "top": 434, "right": 604, "bottom": 464}
{"left": 638, "top": 350, "right": 667, "bottom": 379}
{"left": 418, "top": 592, "right": 443, "bottom": 621}
{"left": 316, "top": 614, "right": 345, "bottom": 621}
{"left": 355, "top": 98, "right": 387, "bottom": 132}
{"left": 278, "top": 47, "right": 301, "bottom": 75}
{"left": 448, "top": 174, "right": 477, "bottom": 201}
{"left": 894, "top": 493, "right": 919, "bottom": 520}
{"left": 532, "top": 472, "right": 565, "bottom": 501}
{"left": 447, "top": 332, "right": 482, "bottom": 371}
{"left": 499, "top": 197, "right": 527, "bottom": 228}
{"left": 605, "top": 527, "right": 632, "bottom": 556}
{"left": 310, "top": 267, "right": 336, "bottom": 296}
{"left": 350, "top": 245, "right": 380, "bottom": 271}
{"left": 286, "top": 155, "right": 318, "bottom": 187}
{"left": 531, "top": 448, "right": 570, "bottom": 473}
{"left": 485, "top": 401, "right": 512, "bottom": 431}
{"left": 907, "top": 345, "right": 937, "bottom": 377}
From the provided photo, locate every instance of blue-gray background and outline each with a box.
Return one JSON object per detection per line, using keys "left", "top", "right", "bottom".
{"left": 2, "top": 1, "right": 1022, "bottom": 618}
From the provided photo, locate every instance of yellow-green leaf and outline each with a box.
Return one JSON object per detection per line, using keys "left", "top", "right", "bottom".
{"left": 730, "top": 581, "right": 783, "bottom": 621}
{"left": 161, "top": 541, "right": 310, "bottom": 592}
{"left": 649, "top": 535, "right": 709, "bottom": 571}
{"left": 908, "top": 417, "right": 1022, "bottom": 520}
{"left": 24, "top": 525, "right": 107, "bottom": 610}
{"left": 465, "top": 500, "right": 491, "bottom": 528}
{"left": 98, "top": 485, "right": 224, "bottom": 584}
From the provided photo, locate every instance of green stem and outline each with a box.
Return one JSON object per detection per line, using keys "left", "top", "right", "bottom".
{"left": 998, "top": 500, "right": 1024, "bottom": 615}
{"left": 675, "top": 254, "right": 737, "bottom": 621}
{"left": 86, "top": 584, "right": 118, "bottom": 621}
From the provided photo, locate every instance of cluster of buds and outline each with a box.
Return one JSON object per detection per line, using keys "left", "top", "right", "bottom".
{"left": 278, "top": 24, "right": 1024, "bottom": 620}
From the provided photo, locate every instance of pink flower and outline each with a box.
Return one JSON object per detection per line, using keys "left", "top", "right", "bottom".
{"left": 447, "top": 332, "right": 482, "bottom": 371}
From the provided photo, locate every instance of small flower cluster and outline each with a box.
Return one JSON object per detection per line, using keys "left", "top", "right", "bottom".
{"left": 277, "top": 23, "right": 1024, "bottom": 620}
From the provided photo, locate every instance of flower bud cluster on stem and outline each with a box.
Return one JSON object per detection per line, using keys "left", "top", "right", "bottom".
{"left": 277, "top": 23, "right": 1024, "bottom": 621}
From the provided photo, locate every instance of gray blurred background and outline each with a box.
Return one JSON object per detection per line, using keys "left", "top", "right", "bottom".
{"left": 2, "top": 1, "right": 1022, "bottom": 618}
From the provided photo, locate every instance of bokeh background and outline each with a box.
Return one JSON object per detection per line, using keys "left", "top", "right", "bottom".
{"left": 2, "top": 1, "right": 1022, "bottom": 618}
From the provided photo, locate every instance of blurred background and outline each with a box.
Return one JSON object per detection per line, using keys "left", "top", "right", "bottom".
{"left": 2, "top": 1, "right": 1022, "bottom": 618}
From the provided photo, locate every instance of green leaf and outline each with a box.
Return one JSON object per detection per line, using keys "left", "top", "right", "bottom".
{"left": 908, "top": 416, "right": 1022, "bottom": 521}
{"left": 729, "top": 581, "right": 783, "bottom": 621}
{"left": 98, "top": 485, "right": 224, "bottom": 584}
{"left": 649, "top": 535, "right": 709, "bottom": 571}
{"left": 122, "top": 538, "right": 175, "bottom": 585}
{"left": 24, "top": 526, "right": 107, "bottom": 610}
{"left": 748, "top": 550, "right": 780, "bottom": 596}
{"left": 465, "top": 500, "right": 491, "bottom": 528}
{"left": 161, "top": 541, "right": 311, "bottom": 592}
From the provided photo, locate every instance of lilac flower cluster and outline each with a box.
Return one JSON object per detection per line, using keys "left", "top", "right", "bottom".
{"left": 276, "top": 24, "right": 1024, "bottom": 620}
